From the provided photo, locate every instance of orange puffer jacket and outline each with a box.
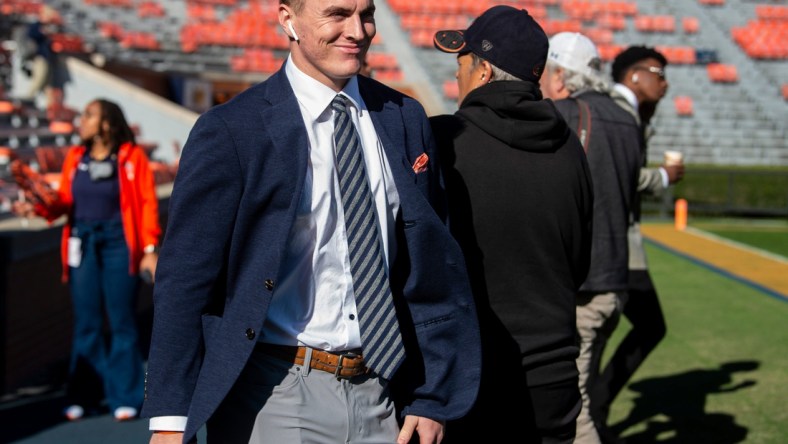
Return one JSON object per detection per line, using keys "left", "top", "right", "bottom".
{"left": 36, "top": 142, "right": 161, "bottom": 282}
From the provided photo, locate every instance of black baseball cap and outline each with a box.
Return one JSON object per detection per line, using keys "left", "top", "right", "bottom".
{"left": 433, "top": 5, "right": 548, "bottom": 82}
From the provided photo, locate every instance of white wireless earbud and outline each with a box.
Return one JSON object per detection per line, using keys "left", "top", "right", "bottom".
{"left": 288, "top": 21, "right": 299, "bottom": 42}
{"left": 631, "top": 74, "right": 639, "bottom": 83}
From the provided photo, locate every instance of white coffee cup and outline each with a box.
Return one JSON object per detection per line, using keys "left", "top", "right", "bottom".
{"left": 664, "top": 150, "right": 684, "bottom": 166}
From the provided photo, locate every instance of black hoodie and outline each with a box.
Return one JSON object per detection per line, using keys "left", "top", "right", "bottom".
{"left": 431, "top": 80, "right": 593, "bottom": 386}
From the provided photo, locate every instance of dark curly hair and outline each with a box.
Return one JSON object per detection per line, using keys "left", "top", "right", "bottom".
{"left": 611, "top": 46, "right": 668, "bottom": 83}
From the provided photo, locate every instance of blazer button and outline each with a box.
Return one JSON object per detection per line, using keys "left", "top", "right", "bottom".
{"left": 245, "top": 328, "right": 255, "bottom": 340}
{"left": 265, "top": 279, "right": 274, "bottom": 291}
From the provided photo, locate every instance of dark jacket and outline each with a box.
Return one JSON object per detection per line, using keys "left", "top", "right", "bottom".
{"left": 555, "top": 90, "right": 642, "bottom": 293}
{"left": 431, "top": 80, "right": 593, "bottom": 387}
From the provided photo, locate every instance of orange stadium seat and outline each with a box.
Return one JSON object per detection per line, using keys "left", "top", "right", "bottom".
{"left": 230, "top": 48, "right": 282, "bottom": 74}
{"left": 0, "top": 101, "right": 14, "bottom": 114}
{"left": 561, "top": 1, "right": 597, "bottom": 21}
{"left": 443, "top": 80, "right": 459, "bottom": 101}
{"left": 673, "top": 96, "right": 694, "bottom": 116}
{"left": 635, "top": 15, "right": 676, "bottom": 33}
{"left": 608, "top": 2, "right": 638, "bottom": 16}
{"left": 583, "top": 28, "right": 614, "bottom": 45}
{"left": 783, "top": 84, "right": 788, "bottom": 100}
{"left": 374, "top": 69, "right": 404, "bottom": 82}
{"left": 409, "top": 29, "right": 434, "bottom": 48}
{"left": 756, "top": 5, "right": 788, "bottom": 21}
{"left": 365, "top": 52, "right": 399, "bottom": 71}
{"left": 597, "top": 44, "right": 624, "bottom": 62}
{"left": 138, "top": 1, "right": 165, "bottom": 18}
{"left": 731, "top": 21, "right": 788, "bottom": 60}
{"left": 50, "top": 34, "right": 85, "bottom": 53}
{"left": 84, "top": 0, "right": 134, "bottom": 8}
{"left": 596, "top": 14, "right": 627, "bottom": 31}
{"left": 707, "top": 63, "right": 738, "bottom": 83}
{"left": 539, "top": 19, "right": 583, "bottom": 35}
{"left": 683, "top": 17, "right": 700, "bottom": 34}
{"left": 656, "top": 46, "right": 697, "bottom": 65}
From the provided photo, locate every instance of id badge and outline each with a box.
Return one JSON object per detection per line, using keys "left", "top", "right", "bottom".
{"left": 68, "top": 236, "right": 82, "bottom": 268}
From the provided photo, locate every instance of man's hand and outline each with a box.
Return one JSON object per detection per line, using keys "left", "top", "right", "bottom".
{"left": 139, "top": 252, "right": 158, "bottom": 284}
{"left": 662, "top": 163, "right": 685, "bottom": 185}
{"left": 397, "top": 415, "right": 445, "bottom": 444}
{"left": 150, "top": 432, "right": 183, "bottom": 444}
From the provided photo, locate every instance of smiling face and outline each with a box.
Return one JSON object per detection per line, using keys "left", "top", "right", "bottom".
{"left": 280, "top": 0, "right": 376, "bottom": 91}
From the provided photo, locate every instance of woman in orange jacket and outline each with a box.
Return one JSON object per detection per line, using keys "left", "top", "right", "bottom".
{"left": 14, "top": 98, "right": 161, "bottom": 421}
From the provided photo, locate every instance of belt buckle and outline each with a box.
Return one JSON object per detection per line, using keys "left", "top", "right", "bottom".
{"left": 334, "top": 351, "right": 359, "bottom": 380}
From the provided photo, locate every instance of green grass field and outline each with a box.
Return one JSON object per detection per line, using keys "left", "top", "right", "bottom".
{"left": 604, "top": 242, "right": 788, "bottom": 443}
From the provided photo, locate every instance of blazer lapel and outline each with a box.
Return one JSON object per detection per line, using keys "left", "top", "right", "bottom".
{"left": 362, "top": 85, "right": 417, "bottom": 194}
{"left": 257, "top": 67, "right": 310, "bottom": 203}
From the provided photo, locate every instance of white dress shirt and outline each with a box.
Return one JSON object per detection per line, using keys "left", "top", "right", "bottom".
{"left": 150, "top": 57, "right": 400, "bottom": 432}
{"left": 260, "top": 57, "right": 400, "bottom": 350}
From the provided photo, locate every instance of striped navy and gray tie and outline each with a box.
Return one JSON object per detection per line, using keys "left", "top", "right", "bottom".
{"left": 331, "top": 95, "right": 404, "bottom": 380}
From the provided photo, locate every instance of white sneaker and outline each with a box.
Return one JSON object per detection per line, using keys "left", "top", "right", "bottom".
{"left": 64, "top": 405, "right": 84, "bottom": 421}
{"left": 113, "top": 406, "right": 138, "bottom": 421}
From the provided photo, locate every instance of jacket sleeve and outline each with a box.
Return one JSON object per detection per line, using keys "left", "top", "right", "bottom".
{"left": 131, "top": 146, "right": 161, "bottom": 248}
{"left": 637, "top": 166, "right": 665, "bottom": 194}
{"left": 34, "top": 148, "right": 78, "bottom": 222}
{"left": 396, "top": 104, "right": 481, "bottom": 422}
{"left": 141, "top": 110, "right": 244, "bottom": 419}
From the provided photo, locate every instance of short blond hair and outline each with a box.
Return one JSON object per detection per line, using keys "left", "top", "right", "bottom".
{"left": 280, "top": 0, "right": 304, "bottom": 13}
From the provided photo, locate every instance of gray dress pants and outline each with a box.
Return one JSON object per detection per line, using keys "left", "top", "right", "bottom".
{"left": 207, "top": 346, "right": 400, "bottom": 444}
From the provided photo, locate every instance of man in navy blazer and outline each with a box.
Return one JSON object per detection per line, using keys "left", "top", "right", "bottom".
{"left": 141, "top": 1, "right": 480, "bottom": 443}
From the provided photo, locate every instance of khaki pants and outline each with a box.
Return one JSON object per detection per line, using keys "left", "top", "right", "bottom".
{"left": 574, "top": 292, "right": 627, "bottom": 444}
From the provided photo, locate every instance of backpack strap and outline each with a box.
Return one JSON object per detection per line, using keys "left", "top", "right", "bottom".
{"left": 575, "top": 98, "right": 592, "bottom": 152}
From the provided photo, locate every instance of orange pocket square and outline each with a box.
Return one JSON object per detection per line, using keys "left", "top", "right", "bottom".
{"left": 412, "top": 153, "right": 429, "bottom": 173}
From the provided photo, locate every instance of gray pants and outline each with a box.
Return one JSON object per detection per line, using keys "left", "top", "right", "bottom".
{"left": 208, "top": 346, "right": 400, "bottom": 444}
{"left": 574, "top": 292, "right": 626, "bottom": 444}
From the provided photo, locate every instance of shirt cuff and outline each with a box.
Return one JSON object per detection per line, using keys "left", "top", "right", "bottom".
{"left": 150, "top": 416, "right": 188, "bottom": 432}
{"left": 658, "top": 167, "right": 669, "bottom": 188}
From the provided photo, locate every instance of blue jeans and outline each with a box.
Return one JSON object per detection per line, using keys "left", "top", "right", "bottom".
{"left": 68, "top": 219, "right": 143, "bottom": 411}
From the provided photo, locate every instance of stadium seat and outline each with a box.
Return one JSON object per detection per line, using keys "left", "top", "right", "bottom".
{"left": 0, "top": 101, "right": 14, "bottom": 114}
{"left": 707, "top": 63, "right": 738, "bottom": 83}
{"left": 443, "top": 80, "right": 458, "bottom": 100}
{"left": 673, "top": 96, "right": 694, "bottom": 116}
{"left": 682, "top": 17, "right": 700, "bottom": 34}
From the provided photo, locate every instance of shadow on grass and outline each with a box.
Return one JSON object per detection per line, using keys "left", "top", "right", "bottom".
{"left": 612, "top": 360, "right": 759, "bottom": 443}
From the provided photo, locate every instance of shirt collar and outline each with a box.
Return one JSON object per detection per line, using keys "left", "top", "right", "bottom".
{"left": 285, "top": 55, "right": 365, "bottom": 121}
{"left": 613, "top": 83, "right": 639, "bottom": 111}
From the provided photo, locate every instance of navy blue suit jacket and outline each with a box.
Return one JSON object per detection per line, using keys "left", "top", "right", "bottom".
{"left": 141, "top": 65, "right": 480, "bottom": 442}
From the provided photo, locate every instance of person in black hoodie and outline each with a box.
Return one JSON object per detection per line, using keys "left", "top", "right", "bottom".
{"left": 431, "top": 6, "right": 594, "bottom": 443}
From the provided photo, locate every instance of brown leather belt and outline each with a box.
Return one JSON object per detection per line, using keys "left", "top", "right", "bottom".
{"left": 256, "top": 343, "right": 369, "bottom": 379}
